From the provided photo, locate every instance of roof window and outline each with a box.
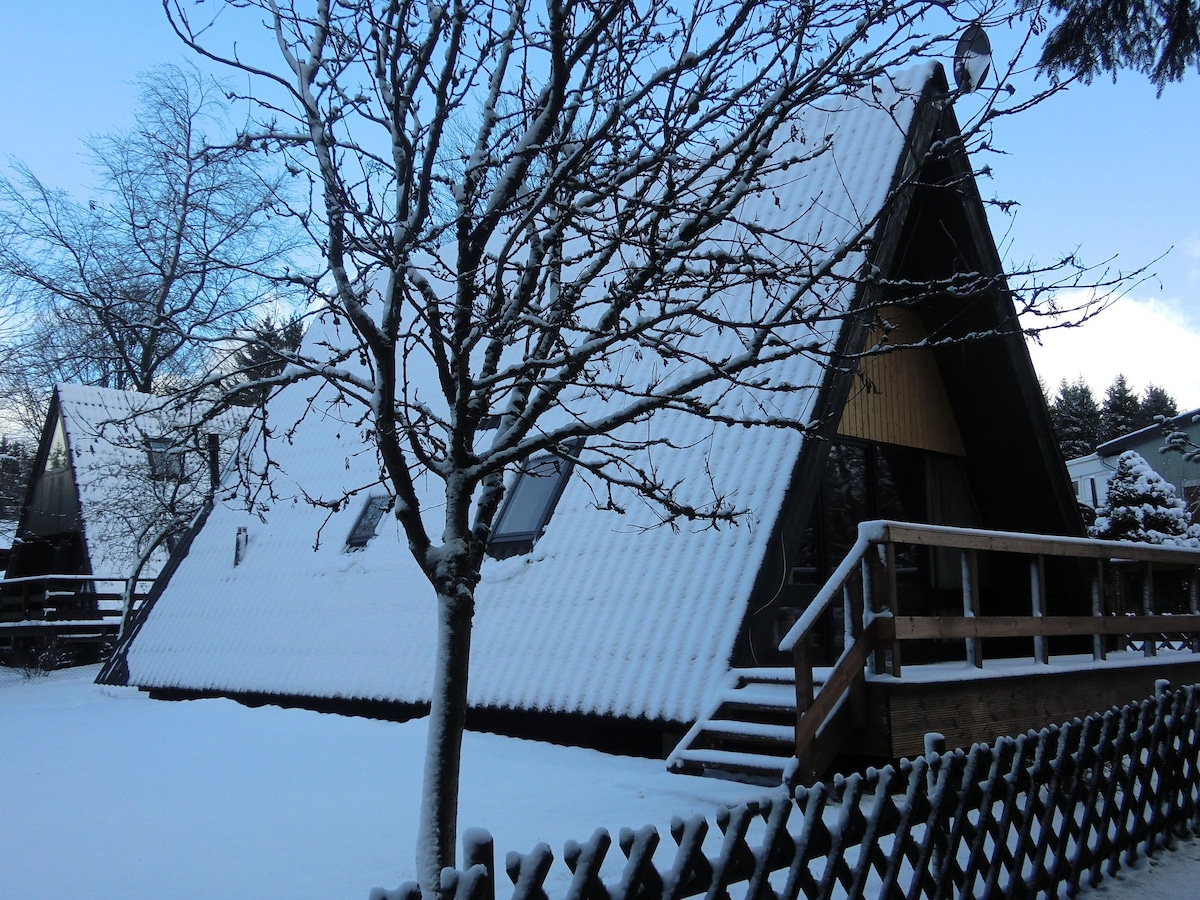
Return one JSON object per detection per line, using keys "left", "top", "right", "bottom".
{"left": 488, "top": 439, "right": 582, "bottom": 558}
{"left": 147, "top": 438, "right": 184, "bottom": 480}
{"left": 346, "top": 495, "right": 392, "bottom": 549}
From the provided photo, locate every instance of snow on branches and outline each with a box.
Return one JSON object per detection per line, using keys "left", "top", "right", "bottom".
{"left": 1089, "top": 449, "right": 1200, "bottom": 546}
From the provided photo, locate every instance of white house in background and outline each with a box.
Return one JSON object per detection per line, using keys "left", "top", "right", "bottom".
{"left": 103, "top": 64, "right": 1084, "bottom": 767}
{"left": 1066, "top": 452, "right": 1113, "bottom": 511}
{"left": 1, "top": 384, "right": 248, "bottom": 628}
{"left": 1066, "top": 408, "right": 1200, "bottom": 516}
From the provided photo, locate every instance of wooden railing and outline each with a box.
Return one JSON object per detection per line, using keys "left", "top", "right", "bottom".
{"left": 0, "top": 574, "right": 153, "bottom": 634}
{"left": 778, "top": 521, "right": 1200, "bottom": 783}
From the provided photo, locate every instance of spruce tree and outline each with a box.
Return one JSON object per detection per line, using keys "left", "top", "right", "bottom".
{"left": 1037, "top": 0, "right": 1200, "bottom": 91}
{"left": 1099, "top": 374, "right": 1142, "bottom": 444}
{"left": 1050, "top": 377, "right": 1100, "bottom": 459}
{"left": 228, "top": 315, "right": 305, "bottom": 407}
{"left": 1090, "top": 450, "right": 1199, "bottom": 545}
{"left": 0, "top": 435, "right": 32, "bottom": 521}
{"left": 1139, "top": 384, "right": 1179, "bottom": 426}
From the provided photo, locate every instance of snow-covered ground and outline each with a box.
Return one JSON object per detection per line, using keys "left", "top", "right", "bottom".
{"left": 2, "top": 666, "right": 1197, "bottom": 899}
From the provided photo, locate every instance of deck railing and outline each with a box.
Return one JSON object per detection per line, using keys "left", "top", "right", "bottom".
{"left": 0, "top": 573, "right": 154, "bottom": 622}
{"left": 778, "top": 521, "right": 1200, "bottom": 783}
{"left": 0, "top": 573, "right": 157, "bottom": 669}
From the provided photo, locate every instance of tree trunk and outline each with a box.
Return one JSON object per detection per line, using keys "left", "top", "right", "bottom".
{"left": 416, "top": 583, "right": 476, "bottom": 898}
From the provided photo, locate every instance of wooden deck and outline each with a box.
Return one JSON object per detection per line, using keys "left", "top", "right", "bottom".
{"left": 861, "top": 651, "right": 1200, "bottom": 759}
{"left": 673, "top": 522, "right": 1200, "bottom": 785}
{"left": 0, "top": 574, "right": 150, "bottom": 669}
{"left": 783, "top": 521, "right": 1200, "bottom": 784}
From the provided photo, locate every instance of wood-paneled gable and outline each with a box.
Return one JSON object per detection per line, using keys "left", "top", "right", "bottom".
{"left": 836, "top": 305, "right": 965, "bottom": 455}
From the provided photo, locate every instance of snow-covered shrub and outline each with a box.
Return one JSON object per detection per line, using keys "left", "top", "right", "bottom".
{"left": 1089, "top": 450, "right": 1200, "bottom": 546}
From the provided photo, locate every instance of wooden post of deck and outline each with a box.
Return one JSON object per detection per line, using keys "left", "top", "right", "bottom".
{"left": 861, "top": 555, "right": 876, "bottom": 675}
{"left": 844, "top": 559, "right": 865, "bottom": 659}
{"left": 961, "top": 549, "right": 982, "bottom": 668}
{"left": 1030, "top": 554, "right": 1048, "bottom": 664}
{"left": 882, "top": 540, "right": 902, "bottom": 678}
{"left": 794, "top": 637, "right": 814, "bottom": 716}
{"left": 1190, "top": 567, "right": 1200, "bottom": 654}
{"left": 1143, "top": 562, "right": 1157, "bottom": 657}
{"left": 1092, "top": 558, "right": 1107, "bottom": 661}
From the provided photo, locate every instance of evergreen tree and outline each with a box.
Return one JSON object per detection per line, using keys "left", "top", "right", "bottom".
{"left": 1037, "top": 0, "right": 1200, "bottom": 91}
{"left": 1090, "top": 450, "right": 1200, "bottom": 544}
{"left": 0, "top": 435, "right": 33, "bottom": 521}
{"left": 1099, "top": 374, "right": 1142, "bottom": 443}
{"left": 228, "top": 315, "right": 305, "bottom": 407}
{"left": 1139, "top": 384, "right": 1179, "bottom": 426}
{"left": 1050, "top": 377, "right": 1101, "bottom": 458}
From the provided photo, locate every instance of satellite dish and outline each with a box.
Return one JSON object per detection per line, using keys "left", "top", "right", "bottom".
{"left": 954, "top": 24, "right": 992, "bottom": 93}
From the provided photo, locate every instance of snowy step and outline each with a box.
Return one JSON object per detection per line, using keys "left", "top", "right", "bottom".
{"left": 732, "top": 667, "right": 797, "bottom": 684}
{"left": 668, "top": 667, "right": 807, "bottom": 783}
{"left": 720, "top": 681, "right": 800, "bottom": 711}
{"left": 670, "top": 747, "right": 793, "bottom": 775}
{"left": 694, "top": 719, "right": 795, "bottom": 744}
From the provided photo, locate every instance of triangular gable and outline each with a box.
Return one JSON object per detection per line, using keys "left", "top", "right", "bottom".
{"left": 114, "top": 64, "right": 1023, "bottom": 724}
{"left": 7, "top": 394, "right": 88, "bottom": 579}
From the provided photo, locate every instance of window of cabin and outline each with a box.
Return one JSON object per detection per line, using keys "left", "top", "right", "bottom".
{"left": 44, "top": 416, "right": 69, "bottom": 474}
{"left": 346, "top": 495, "right": 392, "bottom": 550}
{"left": 147, "top": 438, "right": 184, "bottom": 480}
{"left": 488, "top": 439, "right": 582, "bottom": 558}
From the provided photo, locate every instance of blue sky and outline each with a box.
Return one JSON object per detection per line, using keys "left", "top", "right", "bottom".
{"left": 3, "top": 3, "right": 1198, "bottom": 405}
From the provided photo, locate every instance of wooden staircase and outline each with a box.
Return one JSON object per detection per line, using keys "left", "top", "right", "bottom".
{"left": 667, "top": 667, "right": 813, "bottom": 784}
{"left": 672, "top": 522, "right": 1200, "bottom": 787}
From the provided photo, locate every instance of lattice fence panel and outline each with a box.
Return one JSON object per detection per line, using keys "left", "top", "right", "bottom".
{"left": 372, "top": 685, "right": 1200, "bottom": 900}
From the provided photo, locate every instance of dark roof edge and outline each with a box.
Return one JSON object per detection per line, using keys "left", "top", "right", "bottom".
{"left": 96, "top": 497, "right": 215, "bottom": 686}
{"left": 1096, "top": 406, "right": 1200, "bottom": 457}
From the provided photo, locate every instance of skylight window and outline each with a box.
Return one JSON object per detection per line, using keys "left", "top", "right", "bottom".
{"left": 147, "top": 438, "right": 184, "bottom": 480}
{"left": 346, "top": 495, "right": 392, "bottom": 549}
{"left": 488, "top": 439, "right": 582, "bottom": 558}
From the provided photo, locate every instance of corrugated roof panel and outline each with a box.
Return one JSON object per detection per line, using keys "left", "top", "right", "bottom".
{"left": 123, "top": 66, "right": 937, "bottom": 723}
{"left": 55, "top": 384, "right": 247, "bottom": 581}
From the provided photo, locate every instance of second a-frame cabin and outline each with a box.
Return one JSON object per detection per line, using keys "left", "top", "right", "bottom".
{"left": 103, "top": 64, "right": 1200, "bottom": 781}
{"left": 1, "top": 385, "right": 247, "bottom": 665}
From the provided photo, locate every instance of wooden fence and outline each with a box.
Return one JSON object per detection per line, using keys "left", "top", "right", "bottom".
{"left": 374, "top": 683, "right": 1200, "bottom": 900}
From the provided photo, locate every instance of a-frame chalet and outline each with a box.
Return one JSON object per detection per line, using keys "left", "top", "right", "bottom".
{"left": 1, "top": 385, "right": 245, "bottom": 665}
{"left": 102, "top": 64, "right": 1200, "bottom": 782}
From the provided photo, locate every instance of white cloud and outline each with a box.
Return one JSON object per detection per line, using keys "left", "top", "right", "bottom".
{"left": 1025, "top": 294, "right": 1200, "bottom": 409}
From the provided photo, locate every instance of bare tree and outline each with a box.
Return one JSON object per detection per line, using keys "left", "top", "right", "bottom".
{"left": 161, "top": 0, "right": 1110, "bottom": 891}
{"left": 0, "top": 64, "right": 302, "bottom": 433}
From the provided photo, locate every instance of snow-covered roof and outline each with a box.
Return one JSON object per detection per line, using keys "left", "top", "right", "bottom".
{"left": 53, "top": 384, "right": 249, "bottom": 580}
{"left": 120, "top": 65, "right": 952, "bottom": 723}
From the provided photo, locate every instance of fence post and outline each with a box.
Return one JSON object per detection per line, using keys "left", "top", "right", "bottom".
{"left": 1190, "top": 568, "right": 1200, "bottom": 654}
{"left": 794, "top": 637, "right": 813, "bottom": 716}
{"left": 925, "top": 732, "right": 950, "bottom": 888}
{"left": 883, "top": 540, "right": 902, "bottom": 678}
{"left": 864, "top": 548, "right": 883, "bottom": 677}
